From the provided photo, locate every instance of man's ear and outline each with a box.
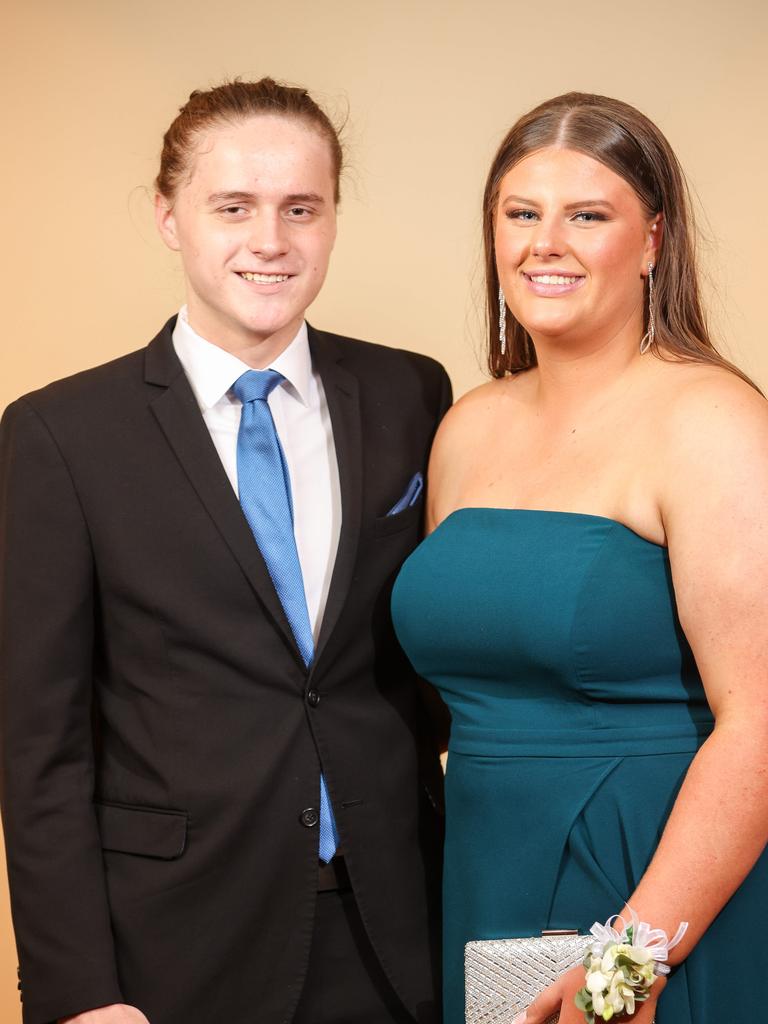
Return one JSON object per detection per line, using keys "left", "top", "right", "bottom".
{"left": 155, "top": 193, "right": 181, "bottom": 252}
{"left": 643, "top": 213, "right": 663, "bottom": 268}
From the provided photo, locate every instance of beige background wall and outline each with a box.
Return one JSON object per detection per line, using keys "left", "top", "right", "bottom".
{"left": 1, "top": 0, "right": 766, "bottom": 1017}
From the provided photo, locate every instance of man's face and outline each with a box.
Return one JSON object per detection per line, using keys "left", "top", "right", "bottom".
{"left": 155, "top": 114, "right": 337, "bottom": 362}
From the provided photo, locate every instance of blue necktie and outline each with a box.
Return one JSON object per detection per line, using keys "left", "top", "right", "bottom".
{"left": 233, "top": 370, "right": 339, "bottom": 863}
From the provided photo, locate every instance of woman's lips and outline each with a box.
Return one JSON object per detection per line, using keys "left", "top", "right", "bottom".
{"left": 523, "top": 272, "right": 586, "bottom": 297}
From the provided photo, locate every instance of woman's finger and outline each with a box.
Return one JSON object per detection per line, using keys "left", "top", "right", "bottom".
{"left": 512, "top": 979, "right": 562, "bottom": 1024}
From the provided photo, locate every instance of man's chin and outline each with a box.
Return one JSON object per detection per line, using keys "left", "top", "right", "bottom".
{"left": 218, "top": 309, "right": 307, "bottom": 358}
{"left": 241, "top": 315, "right": 303, "bottom": 343}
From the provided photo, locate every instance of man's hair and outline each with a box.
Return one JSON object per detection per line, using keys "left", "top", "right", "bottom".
{"left": 156, "top": 77, "right": 344, "bottom": 203}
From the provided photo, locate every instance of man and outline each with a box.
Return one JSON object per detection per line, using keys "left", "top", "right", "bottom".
{"left": 0, "top": 79, "right": 450, "bottom": 1024}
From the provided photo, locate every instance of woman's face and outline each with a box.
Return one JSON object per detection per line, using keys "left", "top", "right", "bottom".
{"left": 494, "top": 146, "right": 660, "bottom": 352}
{"left": 155, "top": 114, "right": 337, "bottom": 357}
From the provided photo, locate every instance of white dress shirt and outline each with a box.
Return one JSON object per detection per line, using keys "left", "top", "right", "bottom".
{"left": 172, "top": 308, "right": 341, "bottom": 641}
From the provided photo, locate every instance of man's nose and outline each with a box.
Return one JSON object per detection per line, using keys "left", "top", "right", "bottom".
{"left": 247, "top": 213, "right": 289, "bottom": 259}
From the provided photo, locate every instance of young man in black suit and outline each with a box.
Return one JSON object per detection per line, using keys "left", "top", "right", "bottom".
{"left": 0, "top": 79, "right": 451, "bottom": 1024}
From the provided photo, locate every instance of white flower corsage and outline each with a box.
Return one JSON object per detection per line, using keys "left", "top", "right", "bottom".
{"left": 574, "top": 909, "right": 688, "bottom": 1022}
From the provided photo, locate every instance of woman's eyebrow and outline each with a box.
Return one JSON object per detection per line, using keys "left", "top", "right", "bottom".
{"left": 563, "top": 199, "right": 617, "bottom": 212}
{"left": 499, "top": 195, "right": 617, "bottom": 213}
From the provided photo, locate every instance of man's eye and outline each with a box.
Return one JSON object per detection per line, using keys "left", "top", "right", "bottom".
{"left": 221, "top": 205, "right": 247, "bottom": 215}
{"left": 288, "top": 206, "right": 311, "bottom": 217}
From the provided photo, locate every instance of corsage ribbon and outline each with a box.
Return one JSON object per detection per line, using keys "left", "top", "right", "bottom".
{"left": 588, "top": 908, "right": 688, "bottom": 976}
{"left": 575, "top": 908, "right": 688, "bottom": 1022}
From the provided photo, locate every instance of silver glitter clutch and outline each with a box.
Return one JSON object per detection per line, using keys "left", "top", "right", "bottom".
{"left": 465, "top": 931, "right": 592, "bottom": 1024}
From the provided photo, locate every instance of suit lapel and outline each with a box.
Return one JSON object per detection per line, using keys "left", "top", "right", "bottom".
{"left": 309, "top": 327, "right": 363, "bottom": 667}
{"left": 144, "top": 322, "right": 306, "bottom": 670}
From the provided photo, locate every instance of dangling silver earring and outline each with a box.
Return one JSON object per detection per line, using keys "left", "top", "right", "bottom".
{"left": 499, "top": 286, "right": 507, "bottom": 356}
{"left": 640, "top": 263, "right": 655, "bottom": 354}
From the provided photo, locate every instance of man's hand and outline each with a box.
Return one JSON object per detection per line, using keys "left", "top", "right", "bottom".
{"left": 59, "top": 1006, "right": 150, "bottom": 1024}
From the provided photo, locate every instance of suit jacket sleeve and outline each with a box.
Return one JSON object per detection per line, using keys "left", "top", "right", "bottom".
{"left": 0, "top": 399, "right": 124, "bottom": 1023}
{"left": 415, "top": 358, "right": 453, "bottom": 754}
{"left": 436, "top": 364, "right": 452, "bottom": 425}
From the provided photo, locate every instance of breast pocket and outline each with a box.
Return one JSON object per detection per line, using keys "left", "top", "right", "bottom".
{"left": 372, "top": 501, "right": 423, "bottom": 537}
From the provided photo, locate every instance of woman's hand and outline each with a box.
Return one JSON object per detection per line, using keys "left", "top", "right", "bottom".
{"left": 59, "top": 1006, "right": 151, "bottom": 1024}
{"left": 513, "top": 964, "right": 665, "bottom": 1024}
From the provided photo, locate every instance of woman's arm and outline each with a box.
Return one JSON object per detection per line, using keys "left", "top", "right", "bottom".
{"left": 523, "top": 372, "right": 768, "bottom": 1023}
{"left": 424, "top": 380, "right": 501, "bottom": 532}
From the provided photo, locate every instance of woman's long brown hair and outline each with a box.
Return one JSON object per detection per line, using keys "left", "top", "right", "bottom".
{"left": 484, "top": 92, "right": 758, "bottom": 391}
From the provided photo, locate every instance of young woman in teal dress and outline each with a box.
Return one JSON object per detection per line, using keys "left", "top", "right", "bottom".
{"left": 391, "top": 93, "right": 768, "bottom": 1024}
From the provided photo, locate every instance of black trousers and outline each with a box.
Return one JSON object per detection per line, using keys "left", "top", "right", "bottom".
{"left": 292, "top": 869, "right": 416, "bottom": 1024}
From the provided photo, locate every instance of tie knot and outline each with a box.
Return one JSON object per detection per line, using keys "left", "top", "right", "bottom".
{"left": 232, "top": 369, "right": 285, "bottom": 405}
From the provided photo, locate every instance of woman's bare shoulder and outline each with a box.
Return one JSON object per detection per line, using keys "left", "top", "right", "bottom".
{"left": 426, "top": 375, "right": 527, "bottom": 525}
{"left": 428, "top": 381, "right": 495, "bottom": 469}
{"left": 651, "top": 360, "right": 768, "bottom": 531}
{"left": 439, "top": 373, "right": 528, "bottom": 434}
{"left": 654, "top": 359, "right": 767, "bottom": 447}
{"left": 450, "top": 375, "right": 511, "bottom": 411}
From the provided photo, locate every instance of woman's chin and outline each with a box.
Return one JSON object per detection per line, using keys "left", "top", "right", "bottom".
{"left": 523, "top": 321, "right": 582, "bottom": 345}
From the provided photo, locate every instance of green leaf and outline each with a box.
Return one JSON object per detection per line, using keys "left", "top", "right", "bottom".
{"left": 575, "top": 988, "right": 593, "bottom": 1011}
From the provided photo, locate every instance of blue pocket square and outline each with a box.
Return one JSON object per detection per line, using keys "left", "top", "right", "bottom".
{"left": 387, "top": 472, "right": 424, "bottom": 516}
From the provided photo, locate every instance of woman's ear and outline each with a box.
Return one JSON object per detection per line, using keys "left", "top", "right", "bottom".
{"left": 644, "top": 213, "right": 663, "bottom": 268}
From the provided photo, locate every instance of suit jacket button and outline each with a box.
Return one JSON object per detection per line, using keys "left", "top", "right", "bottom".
{"left": 300, "top": 807, "right": 320, "bottom": 828}
{"left": 306, "top": 689, "right": 320, "bottom": 707}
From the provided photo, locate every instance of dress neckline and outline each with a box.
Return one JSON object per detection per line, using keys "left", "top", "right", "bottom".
{"left": 440, "top": 507, "right": 667, "bottom": 551}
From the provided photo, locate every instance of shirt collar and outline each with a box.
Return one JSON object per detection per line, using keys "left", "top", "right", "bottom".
{"left": 172, "top": 307, "right": 312, "bottom": 410}
{"left": 269, "top": 321, "right": 312, "bottom": 407}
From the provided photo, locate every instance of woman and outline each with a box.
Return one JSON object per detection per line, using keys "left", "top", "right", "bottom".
{"left": 392, "top": 92, "right": 768, "bottom": 1024}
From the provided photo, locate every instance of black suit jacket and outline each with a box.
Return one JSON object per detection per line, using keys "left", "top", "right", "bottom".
{"left": 0, "top": 319, "right": 452, "bottom": 1024}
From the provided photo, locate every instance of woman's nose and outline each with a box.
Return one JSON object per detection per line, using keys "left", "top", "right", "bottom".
{"left": 530, "top": 217, "right": 566, "bottom": 258}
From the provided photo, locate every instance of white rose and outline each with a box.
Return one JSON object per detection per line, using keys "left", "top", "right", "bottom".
{"left": 586, "top": 969, "right": 610, "bottom": 993}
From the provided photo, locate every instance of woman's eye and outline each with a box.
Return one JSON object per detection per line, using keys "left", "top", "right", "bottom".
{"left": 507, "top": 209, "right": 538, "bottom": 222}
{"left": 573, "top": 211, "right": 606, "bottom": 223}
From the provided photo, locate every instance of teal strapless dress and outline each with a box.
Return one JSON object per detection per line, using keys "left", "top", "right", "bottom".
{"left": 391, "top": 509, "right": 767, "bottom": 1024}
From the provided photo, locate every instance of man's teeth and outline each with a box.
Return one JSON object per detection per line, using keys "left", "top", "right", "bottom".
{"left": 529, "top": 274, "right": 581, "bottom": 285}
{"left": 239, "top": 272, "right": 290, "bottom": 283}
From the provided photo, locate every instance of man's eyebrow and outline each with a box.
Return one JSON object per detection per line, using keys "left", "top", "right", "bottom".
{"left": 285, "top": 192, "right": 326, "bottom": 205}
{"left": 207, "top": 191, "right": 255, "bottom": 204}
{"left": 206, "top": 190, "right": 326, "bottom": 205}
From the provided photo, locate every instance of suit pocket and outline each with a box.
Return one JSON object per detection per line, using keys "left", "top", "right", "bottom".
{"left": 95, "top": 801, "right": 189, "bottom": 860}
{"left": 372, "top": 501, "right": 422, "bottom": 537}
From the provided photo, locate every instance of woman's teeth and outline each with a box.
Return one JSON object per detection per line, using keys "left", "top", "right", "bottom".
{"left": 528, "top": 274, "right": 581, "bottom": 285}
{"left": 239, "top": 272, "right": 290, "bottom": 283}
